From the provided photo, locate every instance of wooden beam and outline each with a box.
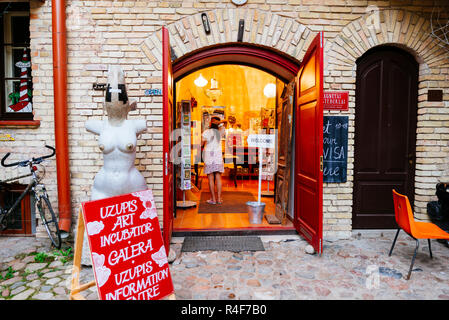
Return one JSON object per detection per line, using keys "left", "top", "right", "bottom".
{"left": 70, "top": 208, "right": 97, "bottom": 300}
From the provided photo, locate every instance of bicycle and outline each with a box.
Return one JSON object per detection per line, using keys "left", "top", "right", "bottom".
{"left": 0, "top": 145, "right": 61, "bottom": 249}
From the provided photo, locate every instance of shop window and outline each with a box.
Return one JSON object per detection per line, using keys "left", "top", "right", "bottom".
{"left": 0, "top": 183, "right": 33, "bottom": 235}
{"left": 0, "top": 3, "right": 32, "bottom": 121}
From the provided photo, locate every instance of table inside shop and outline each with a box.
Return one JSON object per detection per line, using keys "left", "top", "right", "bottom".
{"left": 193, "top": 146, "right": 260, "bottom": 188}
{"left": 225, "top": 146, "right": 260, "bottom": 187}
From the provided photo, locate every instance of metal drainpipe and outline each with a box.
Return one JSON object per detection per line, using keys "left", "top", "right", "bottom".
{"left": 51, "top": 0, "right": 71, "bottom": 233}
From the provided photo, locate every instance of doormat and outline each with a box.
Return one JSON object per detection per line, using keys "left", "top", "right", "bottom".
{"left": 181, "top": 236, "right": 265, "bottom": 252}
{"left": 198, "top": 191, "right": 256, "bottom": 213}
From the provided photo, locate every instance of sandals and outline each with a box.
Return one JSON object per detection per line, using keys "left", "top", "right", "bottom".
{"left": 206, "top": 199, "right": 223, "bottom": 205}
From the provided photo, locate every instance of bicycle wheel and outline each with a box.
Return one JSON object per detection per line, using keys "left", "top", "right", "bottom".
{"left": 37, "top": 195, "right": 61, "bottom": 249}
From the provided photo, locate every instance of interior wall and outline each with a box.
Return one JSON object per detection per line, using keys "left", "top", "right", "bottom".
{"left": 175, "top": 65, "right": 277, "bottom": 133}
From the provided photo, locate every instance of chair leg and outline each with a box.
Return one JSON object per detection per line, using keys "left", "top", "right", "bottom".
{"left": 406, "top": 239, "right": 419, "bottom": 280}
{"left": 428, "top": 239, "right": 433, "bottom": 259}
{"left": 389, "top": 229, "right": 401, "bottom": 256}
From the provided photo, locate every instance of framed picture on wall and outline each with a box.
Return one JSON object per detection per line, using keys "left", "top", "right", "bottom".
{"left": 201, "top": 106, "right": 226, "bottom": 133}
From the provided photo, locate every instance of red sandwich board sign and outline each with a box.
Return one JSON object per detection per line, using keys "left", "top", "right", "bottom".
{"left": 323, "top": 91, "right": 348, "bottom": 111}
{"left": 81, "top": 189, "right": 174, "bottom": 300}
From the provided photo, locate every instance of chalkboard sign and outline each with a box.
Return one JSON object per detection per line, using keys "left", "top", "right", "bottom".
{"left": 323, "top": 116, "right": 348, "bottom": 183}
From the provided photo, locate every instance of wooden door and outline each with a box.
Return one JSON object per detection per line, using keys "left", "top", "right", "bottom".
{"left": 274, "top": 81, "right": 294, "bottom": 222}
{"left": 0, "top": 183, "right": 32, "bottom": 235}
{"left": 294, "top": 32, "right": 324, "bottom": 254}
{"left": 353, "top": 47, "right": 418, "bottom": 229}
{"left": 162, "top": 27, "right": 174, "bottom": 254}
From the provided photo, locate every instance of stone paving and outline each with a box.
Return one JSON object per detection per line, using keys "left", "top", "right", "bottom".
{"left": 1, "top": 230, "right": 449, "bottom": 300}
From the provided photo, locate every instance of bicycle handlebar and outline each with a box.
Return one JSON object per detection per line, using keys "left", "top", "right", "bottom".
{"left": 1, "top": 145, "right": 56, "bottom": 168}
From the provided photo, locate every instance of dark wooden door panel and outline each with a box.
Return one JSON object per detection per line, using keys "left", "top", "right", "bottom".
{"left": 354, "top": 181, "right": 405, "bottom": 228}
{"left": 356, "top": 61, "right": 382, "bottom": 174}
{"left": 353, "top": 47, "right": 418, "bottom": 229}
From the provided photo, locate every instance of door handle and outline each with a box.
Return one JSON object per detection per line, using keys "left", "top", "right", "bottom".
{"left": 165, "top": 152, "right": 168, "bottom": 176}
{"left": 407, "top": 153, "right": 414, "bottom": 166}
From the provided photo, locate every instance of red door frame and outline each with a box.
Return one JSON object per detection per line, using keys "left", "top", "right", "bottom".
{"left": 172, "top": 44, "right": 300, "bottom": 234}
{"left": 162, "top": 27, "right": 174, "bottom": 255}
{"left": 162, "top": 38, "right": 324, "bottom": 248}
{"left": 173, "top": 44, "right": 300, "bottom": 81}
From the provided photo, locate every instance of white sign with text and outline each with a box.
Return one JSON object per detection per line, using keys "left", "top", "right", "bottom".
{"left": 247, "top": 134, "right": 275, "bottom": 149}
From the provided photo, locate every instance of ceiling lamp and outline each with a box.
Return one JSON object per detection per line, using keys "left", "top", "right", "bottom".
{"left": 194, "top": 73, "right": 208, "bottom": 87}
{"left": 205, "top": 78, "right": 222, "bottom": 103}
{"left": 263, "top": 83, "right": 276, "bottom": 98}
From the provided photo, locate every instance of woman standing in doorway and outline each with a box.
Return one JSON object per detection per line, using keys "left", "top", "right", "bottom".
{"left": 202, "top": 116, "right": 226, "bottom": 204}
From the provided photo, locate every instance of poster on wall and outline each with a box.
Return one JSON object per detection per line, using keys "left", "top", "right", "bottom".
{"left": 180, "top": 100, "right": 192, "bottom": 190}
{"left": 81, "top": 189, "right": 174, "bottom": 300}
{"left": 323, "top": 116, "right": 348, "bottom": 183}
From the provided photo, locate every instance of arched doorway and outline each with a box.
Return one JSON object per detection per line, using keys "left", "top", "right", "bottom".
{"left": 173, "top": 64, "right": 291, "bottom": 231}
{"left": 173, "top": 43, "right": 301, "bottom": 82}
{"left": 353, "top": 46, "right": 418, "bottom": 229}
{"left": 162, "top": 28, "right": 325, "bottom": 254}
{"left": 172, "top": 46, "right": 299, "bottom": 234}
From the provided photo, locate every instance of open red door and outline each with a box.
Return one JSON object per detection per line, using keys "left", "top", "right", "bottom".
{"left": 294, "top": 32, "right": 324, "bottom": 255}
{"left": 162, "top": 26, "right": 174, "bottom": 255}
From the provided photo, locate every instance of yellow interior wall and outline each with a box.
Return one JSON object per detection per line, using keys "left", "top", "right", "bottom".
{"left": 175, "top": 65, "right": 277, "bottom": 133}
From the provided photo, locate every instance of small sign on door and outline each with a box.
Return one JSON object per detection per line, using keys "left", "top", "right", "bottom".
{"left": 81, "top": 189, "right": 174, "bottom": 300}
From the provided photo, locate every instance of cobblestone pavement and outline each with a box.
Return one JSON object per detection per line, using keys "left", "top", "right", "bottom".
{"left": 1, "top": 231, "right": 449, "bottom": 300}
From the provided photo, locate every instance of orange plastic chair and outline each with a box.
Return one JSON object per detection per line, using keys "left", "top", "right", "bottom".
{"left": 390, "top": 189, "right": 449, "bottom": 279}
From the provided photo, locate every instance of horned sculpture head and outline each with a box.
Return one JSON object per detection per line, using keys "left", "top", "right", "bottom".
{"left": 104, "top": 65, "right": 137, "bottom": 123}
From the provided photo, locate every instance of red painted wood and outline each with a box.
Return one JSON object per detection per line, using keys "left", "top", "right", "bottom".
{"left": 0, "top": 120, "right": 40, "bottom": 127}
{"left": 294, "top": 32, "right": 324, "bottom": 255}
{"left": 162, "top": 27, "right": 174, "bottom": 255}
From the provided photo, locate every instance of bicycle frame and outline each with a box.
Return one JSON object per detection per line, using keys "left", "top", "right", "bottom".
{"left": 0, "top": 145, "right": 55, "bottom": 224}
{"left": 0, "top": 145, "right": 60, "bottom": 247}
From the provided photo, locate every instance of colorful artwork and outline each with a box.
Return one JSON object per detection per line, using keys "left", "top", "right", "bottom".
{"left": 7, "top": 48, "right": 32, "bottom": 113}
{"left": 261, "top": 107, "right": 275, "bottom": 129}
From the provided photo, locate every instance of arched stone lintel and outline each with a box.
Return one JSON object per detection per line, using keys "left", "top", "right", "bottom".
{"left": 325, "top": 9, "right": 449, "bottom": 72}
{"left": 139, "top": 8, "right": 316, "bottom": 71}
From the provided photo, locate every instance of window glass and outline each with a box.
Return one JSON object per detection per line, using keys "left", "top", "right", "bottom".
{"left": 1, "top": 10, "right": 32, "bottom": 120}
{"left": 11, "top": 16, "right": 29, "bottom": 45}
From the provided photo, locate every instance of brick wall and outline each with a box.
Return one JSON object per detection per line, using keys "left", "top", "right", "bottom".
{"left": 1, "top": 0, "right": 447, "bottom": 240}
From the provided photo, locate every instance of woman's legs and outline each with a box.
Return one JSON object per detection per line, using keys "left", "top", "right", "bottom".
{"left": 207, "top": 173, "right": 216, "bottom": 203}
{"left": 215, "top": 172, "right": 222, "bottom": 203}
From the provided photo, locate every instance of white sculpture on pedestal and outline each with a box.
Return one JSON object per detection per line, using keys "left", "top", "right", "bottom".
{"left": 81, "top": 65, "right": 147, "bottom": 265}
